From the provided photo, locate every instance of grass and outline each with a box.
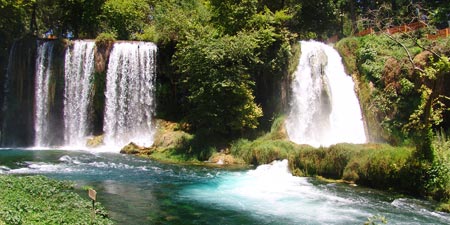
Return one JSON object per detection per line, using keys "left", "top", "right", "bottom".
{"left": 0, "top": 175, "right": 112, "bottom": 225}
{"left": 230, "top": 115, "right": 302, "bottom": 165}
{"left": 288, "top": 143, "right": 424, "bottom": 196}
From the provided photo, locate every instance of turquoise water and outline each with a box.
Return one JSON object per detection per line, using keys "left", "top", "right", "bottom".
{"left": 0, "top": 148, "right": 449, "bottom": 225}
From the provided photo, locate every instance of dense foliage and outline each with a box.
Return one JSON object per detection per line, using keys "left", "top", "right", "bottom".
{"left": 0, "top": 175, "right": 112, "bottom": 224}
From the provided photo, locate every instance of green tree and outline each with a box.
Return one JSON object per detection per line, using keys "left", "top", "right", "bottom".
{"left": 0, "top": 0, "right": 33, "bottom": 40}
{"left": 58, "top": 0, "right": 105, "bottom": 38}
{"left": 149, "top": 0, "right": 210, "bottom": 43}
{"left": 209, "top": 0, "right": 258, "bottom": 35}
{"left": 295, "top": 0, "right": 340, "bottom": 38}
{"left": 102, "top": 0, "right": 150, "bottom": 39}
{"left": 174, "top": 30, "right": 263, "bottom": 136}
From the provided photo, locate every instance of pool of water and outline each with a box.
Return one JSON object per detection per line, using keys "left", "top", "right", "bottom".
{"left": 0, "top": 148, "right": 449, "bottom": 224}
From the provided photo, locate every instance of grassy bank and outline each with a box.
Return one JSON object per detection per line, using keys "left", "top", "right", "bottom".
{"left": 288, "top": 144, "right": 414, "bottom": 188}
{"left": 0, "top": 175, "right": 112, "bottom": 225}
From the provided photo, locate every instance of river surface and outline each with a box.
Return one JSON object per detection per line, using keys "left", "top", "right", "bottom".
{"left": 0, "top": 148, "right": 449, "bottom": 225}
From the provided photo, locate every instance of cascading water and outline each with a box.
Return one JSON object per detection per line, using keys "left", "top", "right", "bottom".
{"left": 103, "top": 42, "right": 157, "bottom": 148}
{"left": 63, "top": 40, "right": 95, "bottom": 147}
{"left": 34, "top": 41, "right": 55, "bottom": 147}
{"left": 286, "top": 41, "right": 366, "bottom": 147}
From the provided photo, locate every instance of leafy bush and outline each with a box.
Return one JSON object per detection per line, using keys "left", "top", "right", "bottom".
{"left": 0, "top": 175, "right": 112, "bottom": 225}
{"left": 95, "top": 32, "right": 116, "bottom": 48}
{"left": 101, "top": 0, "right": 150, "bottom": 40}
{"left": 426, "top": 131, "right": 450, "bottom": 201}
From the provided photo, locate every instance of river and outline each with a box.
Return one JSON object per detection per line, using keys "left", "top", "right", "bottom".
{"left": 0, "top": 148, "right": 449, "bottom": 224}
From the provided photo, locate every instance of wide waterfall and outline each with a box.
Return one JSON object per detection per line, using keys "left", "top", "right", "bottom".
{"left": 34, "top": 41, "right": 55, "bottom": 147}
{"left": 286, "top": 41, "right": 366, "bottom": 147}
{"left": 103, "top": 42, "right": 157, "bottom": 148}
{"left": 63, "top": 41, "right": 96, "bottom": 147}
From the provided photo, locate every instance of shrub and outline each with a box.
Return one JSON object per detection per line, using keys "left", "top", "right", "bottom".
{"left": 95, "top": 32, "right": 116, "bottom": 48}
{"left": 426, "top": 131, "right": 450, "bottom": 201}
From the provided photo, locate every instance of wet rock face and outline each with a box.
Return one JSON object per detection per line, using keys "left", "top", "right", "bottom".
{"left": 90, "top": 43, "right": 113, "bottom": 136}
{"left": 94, "top": 42, "right": 113, "bottom": 74}
{"left": 1, "top": 38, "right": 37, "bottom": 146}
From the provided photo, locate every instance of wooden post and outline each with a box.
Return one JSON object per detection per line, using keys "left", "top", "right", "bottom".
{"left": 88, "top": 189, "right": 97, "bottom": 223}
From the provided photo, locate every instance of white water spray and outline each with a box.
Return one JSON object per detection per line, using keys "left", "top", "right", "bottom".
{"left": 103, "top": 42, "right": 157, "bottom": 149}
{"left": 63, "top": 40, "right": 95, "bottom": 147}
{"left": 183, "top": 160, "right": 367, "bottom": 224}
{"left": 286, "top": 41, "right": 366, "bottom": 147}
{"left": 34, "top": 41, "right": 54, "bottom": 147}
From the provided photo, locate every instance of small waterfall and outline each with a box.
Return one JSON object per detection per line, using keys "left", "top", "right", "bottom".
{"left": 34, "top": 41, "right": 55, "bottom": 147}
{"left": 286, "top": 41, "right": 366, "bottom": 147}
{"left": 103, "top": 42, "right": 157, "bottom": 148}
{"left": 63, "top": 40, "right": 95, "bottom": 147}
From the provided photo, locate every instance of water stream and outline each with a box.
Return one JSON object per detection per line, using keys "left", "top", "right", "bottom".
{"left": 1, "top": 148, "right": 448, "bottom": 225}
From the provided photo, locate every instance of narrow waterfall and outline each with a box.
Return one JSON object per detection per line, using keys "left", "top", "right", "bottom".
{"left": 286, "top": 41, "right": 366, "bottom": 147}
{"left": 63, "top": 40, "right": 95, "bottom": 147}
{"left": 103, "top": 42, "right": 157, "bottom": 148}
{"left": 34, "top": 41, "right": 55, "bottom": 147}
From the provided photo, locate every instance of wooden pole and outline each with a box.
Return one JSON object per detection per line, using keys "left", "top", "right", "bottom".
{"left": 88, "top": 189, "right": 97, "bottom": 224}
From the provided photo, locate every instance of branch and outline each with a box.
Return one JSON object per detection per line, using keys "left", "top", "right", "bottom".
{"left": 399, "top": 26, "right": 442, "bottom": 60}
{"left": 382, "top": 32, "right": 424, "bottom": 73}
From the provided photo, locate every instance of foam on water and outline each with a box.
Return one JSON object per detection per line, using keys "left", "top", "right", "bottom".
{"left": 182, "top": 160, "right": 367, "bottom": 224}
{"left": 6, "top": 154, "right": 150, "bottom": 175}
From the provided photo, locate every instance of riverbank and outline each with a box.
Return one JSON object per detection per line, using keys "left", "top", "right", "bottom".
{"left": 0, "top": 175, "right": 113, "bottom": 224}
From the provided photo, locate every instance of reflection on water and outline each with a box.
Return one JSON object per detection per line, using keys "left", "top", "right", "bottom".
{"left": 0, "top": 149, "right": 449, "bottom": 225}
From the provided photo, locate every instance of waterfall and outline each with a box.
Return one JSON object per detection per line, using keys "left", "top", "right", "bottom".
{"left": 103, "top": 42, "right": 157, "bottom": 148}
{"left": 63, "top": 40, "right": 95, "bottom": 147}
{"left": 34, "top": 41, "right": 55, "bottom": 147}
{"left": 286, "top": 40, "right": 366, "bottom": 147}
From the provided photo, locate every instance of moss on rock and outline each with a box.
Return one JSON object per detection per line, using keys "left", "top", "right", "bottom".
{"left": 86, "top": 135, "right": 104, "bottom": 148}
{"left": 208, "top": 151, "right": 245, "bottom": 165}
{"left": 120, "top": 142, "right": 153, "bottom": 154}
{"left": 152, "top": 120, "right": 193, "bottom": 150}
